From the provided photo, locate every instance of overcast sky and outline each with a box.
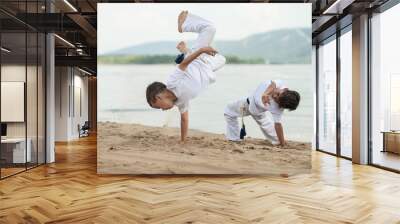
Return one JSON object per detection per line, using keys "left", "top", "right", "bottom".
{"left": 98, "top": 3, "right": 311, "bottom": 54}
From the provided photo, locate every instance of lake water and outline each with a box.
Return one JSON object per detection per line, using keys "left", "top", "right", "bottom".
{"left": 98, "top": 64, "right": 314, "bottom": 142}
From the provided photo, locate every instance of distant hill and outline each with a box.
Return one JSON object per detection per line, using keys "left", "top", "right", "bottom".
{"left": 102, "top": 28, "right": 311, "bottom": 64}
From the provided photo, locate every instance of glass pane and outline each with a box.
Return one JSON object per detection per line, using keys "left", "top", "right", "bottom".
{"left": 371, "top": 4, "right": 400, "bottom": 171}
{"left": 26, "top": 0, "right": 38, "bottom": 169}
{"left": 27, "top": 31, "right": 38, "bottom": 169}
{"left": 38, "top": 33, "right": 45, "bottom": 165}
{"left": 340, "top": 29, "right": 352, "bottom": 158}
{"left": 318, "top": 37, "right": 337, "bottom": 154}
{"left": 312, "top": 45, "right": 317, "bottom": 150}
{"left": 1, "top": 31, "right": 27, "bottom": 177}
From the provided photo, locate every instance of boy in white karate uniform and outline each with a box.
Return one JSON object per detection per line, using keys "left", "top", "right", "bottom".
{"left": 146, "top": 11, "right": 226, "bottom": 143}
{"left": 224, "top": 80, "right": 300, "bottom": 146}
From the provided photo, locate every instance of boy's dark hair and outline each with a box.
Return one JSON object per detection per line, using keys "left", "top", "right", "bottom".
{"left": 278, "top": 90, "right": 300, "bottom": 111}
{"left": 146, "top": 82, "right": 166, "bottom": 106}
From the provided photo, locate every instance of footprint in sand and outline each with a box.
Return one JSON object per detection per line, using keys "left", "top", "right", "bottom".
{"left": 232, "top": 149, "right": 244, "bottom": 154}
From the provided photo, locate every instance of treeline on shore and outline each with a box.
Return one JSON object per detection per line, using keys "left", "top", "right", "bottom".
{"left": 98, "top": 54, "right": 266, "bottom": 64}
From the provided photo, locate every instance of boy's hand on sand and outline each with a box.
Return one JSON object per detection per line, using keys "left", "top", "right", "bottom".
{"left": 277, "top": 143, "right": 286, "bottom": 148}
{"left": 179, "top": 138, "right": 187, "bottom": 145}
{"left": 201, "top": 47, "right": 218, "bottom": 56}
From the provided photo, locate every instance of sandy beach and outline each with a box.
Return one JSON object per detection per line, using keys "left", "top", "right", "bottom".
{"left": 97, "top": 122, "right": 311, "bottom": 175}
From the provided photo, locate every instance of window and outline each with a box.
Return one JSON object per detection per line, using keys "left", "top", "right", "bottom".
{"left": 371, "top": 3, "right": 400, "bottom": 171}
{"left": 339, "top": 28, "right": 352, "bottom": 158}
{"left": 317, "top": 36, "right": 337, "bottom": 154}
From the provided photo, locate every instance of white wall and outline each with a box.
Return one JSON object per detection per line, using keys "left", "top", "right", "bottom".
{"left": 55, "top": 67, "right": 89, "bottom": 141}
{"left": 55, "top": 66, "right": 69, "bottom": 141}
{"left": 71, "top": 72, "right": 89, "bottom": 138}
{"left": 1, "top": 65, "right": 26, "bottom": 135}
{"left": 1, "top": 65, "right": 40, "bottom": 138}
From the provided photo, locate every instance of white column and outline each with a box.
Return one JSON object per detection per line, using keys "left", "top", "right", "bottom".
{"left": 312, "top": 45, "right": 317, "bottom": 150}
{"left": 46, "top": 33, "right": 55, "bottom": 163}
{"left": 352, "top": 14, "right": 369, "bottom": 164}
{"left": 45, "top": 0, "right": 56, "bottom": 163}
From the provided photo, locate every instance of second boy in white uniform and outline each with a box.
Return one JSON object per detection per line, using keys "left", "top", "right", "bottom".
{"left": 224, "top": 80, "right": 300, "bottom": 146}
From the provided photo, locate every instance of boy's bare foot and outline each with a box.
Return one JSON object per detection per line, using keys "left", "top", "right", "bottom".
{"left": 200, "top": 46, "right": 218, "bottom": 56}
{"left": 280, "top": 173, "right": 289, "bottom": 178}
{"left": 178, "top": 10, "right": 188, "bottom": 33}
{"left": 176, "top": 41, "right": 188, "bottom": 53}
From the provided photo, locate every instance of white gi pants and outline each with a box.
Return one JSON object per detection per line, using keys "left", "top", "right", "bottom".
{"left": 224, "top": 98, "right": 279, "bottom": 145}
{"left": 182, "top": 13, "right": 226, "bottom": 73}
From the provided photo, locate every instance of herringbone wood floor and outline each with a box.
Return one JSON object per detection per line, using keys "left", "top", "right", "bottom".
{"left": 1, "top": 134, "right": 400, "bottom": 224}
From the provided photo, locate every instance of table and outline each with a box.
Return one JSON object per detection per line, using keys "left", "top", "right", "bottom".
{"left": 381, "top": 131, "right": 400, "bottom": 154}
{"left": 1, "top": 138, "right": 32, "bottom": 163}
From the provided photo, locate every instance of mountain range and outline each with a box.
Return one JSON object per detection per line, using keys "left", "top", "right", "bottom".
{"left": 102, "top": 28, "right": 311, "bottom": 64}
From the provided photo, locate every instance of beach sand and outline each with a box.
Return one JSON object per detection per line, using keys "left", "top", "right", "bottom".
{"left": 97, "top": 122, "right": 311, "bottom": 175}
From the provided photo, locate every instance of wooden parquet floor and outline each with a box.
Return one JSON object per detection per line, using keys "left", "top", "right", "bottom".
{"left": 1, "top": 134, "right": 400, "bottom": 224}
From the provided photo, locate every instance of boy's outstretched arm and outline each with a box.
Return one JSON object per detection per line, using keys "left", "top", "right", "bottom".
{"left": 274, "top": 122, "right": 285, "bottom": 146}
{"left": 178, "top": 47, "right": 217, "bottom": 71}
{"left": 180, "top": 111, "right": 189, "bottom": 142}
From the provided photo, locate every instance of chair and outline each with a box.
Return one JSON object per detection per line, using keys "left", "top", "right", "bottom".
{"left": 79, "top": 121, "right": 90, "bottom": 138}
